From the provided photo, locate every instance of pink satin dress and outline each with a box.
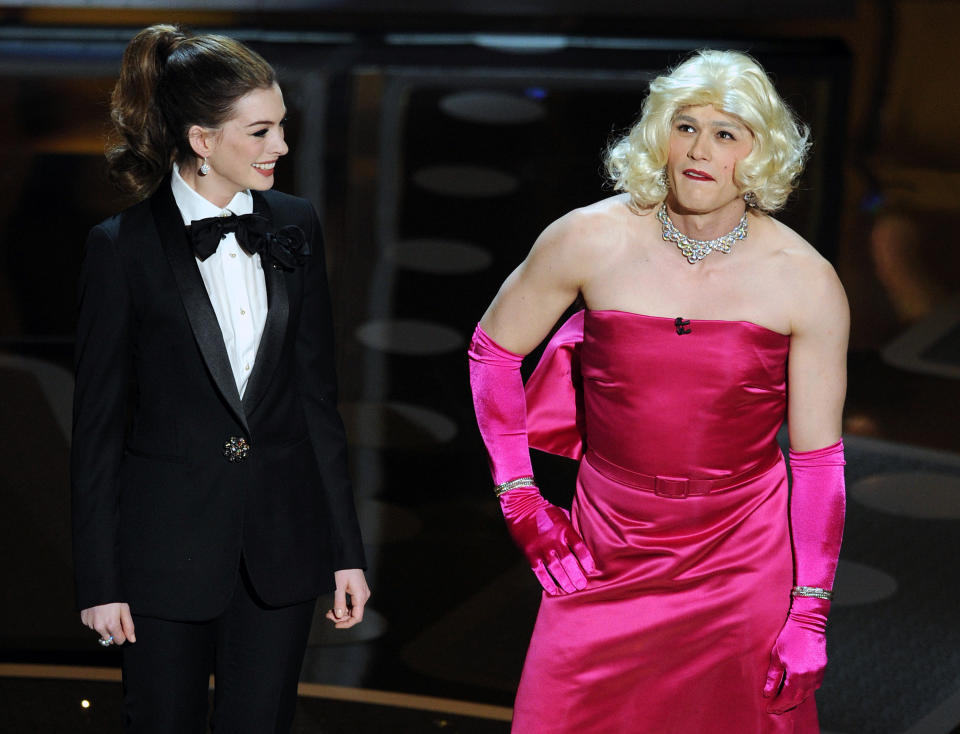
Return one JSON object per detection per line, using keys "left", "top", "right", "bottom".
{"left": 516, "top": 309, "right": 818, "bottom": 734}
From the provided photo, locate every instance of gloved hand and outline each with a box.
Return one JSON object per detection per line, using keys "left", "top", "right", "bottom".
{"left": 763, "top": 440, "right": 845, "bottom": 713}
{"left": 763, "top": 595, "right": 828, "bottom": 713}
{"left": 469, "top": 323, "right": 598, "bottom": 595}
{"left": 499, "top": 485, "right": 598, "bottom": 594}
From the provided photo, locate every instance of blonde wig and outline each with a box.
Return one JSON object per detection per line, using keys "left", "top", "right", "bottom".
{"left": 605, "top": 49, "right": 811, "bottom": 213}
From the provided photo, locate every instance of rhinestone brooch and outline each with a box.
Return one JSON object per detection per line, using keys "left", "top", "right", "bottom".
{"left": 223, "top": 436, "right": 251, "bottom": 462}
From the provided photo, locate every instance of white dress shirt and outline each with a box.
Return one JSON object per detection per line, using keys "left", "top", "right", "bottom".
{"left": 171, "top": 163, "right": 268, "bottom": 398}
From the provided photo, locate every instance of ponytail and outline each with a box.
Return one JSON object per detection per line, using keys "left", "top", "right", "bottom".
{"left": 106, "top": 25, "right": 185, "bottom": 201}
{"left": 106, "top": 24, "right": 276, "bottom": 201}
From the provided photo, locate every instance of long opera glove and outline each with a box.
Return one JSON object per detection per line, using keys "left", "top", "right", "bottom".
{"left": 764, "top": 440, "right": 845, "bottom": 714}
{"left": 468, "top": 324, "right": 598, "bottom": 595}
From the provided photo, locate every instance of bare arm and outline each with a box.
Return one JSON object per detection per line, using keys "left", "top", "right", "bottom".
{"left": 786, "top": 256, "right": 849, "bottom": 450}
{"left": 764, "top": 251, "right": 848, "bottom": 712}
{"left": 470, "top": 209, "right": 604, "bottom": 594}
{"left": 479, "top": 211, "right": 595, "bottom": 354}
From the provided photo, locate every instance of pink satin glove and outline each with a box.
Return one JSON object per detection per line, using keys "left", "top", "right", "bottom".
{"left": 786, "top": 441, "right": 846, "bottom": 590}
{"left": 764, "top": 439, "right": 845, "bottom": 713}
{"left": 467, "top": 324, "right": 536, "bottom": 486}
{"left": 763, "top": 596, "right": 828, "bottom": 713}
{"left": 469, "top": 323, "right": 598, "bottom": 595}
{"left": 500, "top": 485, "right": 598, "bottom": 595}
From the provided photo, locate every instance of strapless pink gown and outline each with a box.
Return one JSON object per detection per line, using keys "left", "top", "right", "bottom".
{"left": 516, "top": 309, "right": 818, "bottom": 734}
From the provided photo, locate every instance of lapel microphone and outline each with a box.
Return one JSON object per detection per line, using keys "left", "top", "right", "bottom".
{"left": 674, "top": 317, "right": 692, "bottom": 335}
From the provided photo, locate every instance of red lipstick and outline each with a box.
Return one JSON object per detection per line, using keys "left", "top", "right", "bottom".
{"left": 682, "top": 169, "right": 714, "bottom": 182}
{"left": 252, "top": 160, "right": 277, "bottom": 177}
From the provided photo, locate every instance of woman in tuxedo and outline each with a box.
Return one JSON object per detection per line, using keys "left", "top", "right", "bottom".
{"left": 72, "top": 25, "right": 369, "bottom": 733}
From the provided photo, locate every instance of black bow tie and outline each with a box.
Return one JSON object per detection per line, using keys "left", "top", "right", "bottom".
{"left": 188, "top": 213, "right": 310, "bottom": 270}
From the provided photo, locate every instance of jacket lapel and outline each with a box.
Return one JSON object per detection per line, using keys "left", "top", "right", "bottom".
{"left": 241, "top": 191, "right": 290, "bottom": 416}
{"left": 151, "top": 183, "right": 249, "bottom": 435}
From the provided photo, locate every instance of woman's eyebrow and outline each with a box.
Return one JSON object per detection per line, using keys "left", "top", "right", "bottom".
{"left": 244, "top": 110, "right": 287, "bottom": 127}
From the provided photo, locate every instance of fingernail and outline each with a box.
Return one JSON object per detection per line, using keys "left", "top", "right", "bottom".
{"left": 335, "top": 608, "right": 344, "bottom": 618}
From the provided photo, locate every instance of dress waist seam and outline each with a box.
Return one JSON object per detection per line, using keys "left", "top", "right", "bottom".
{"left": 583, "top": 449, "right": 783, "bottom": 498}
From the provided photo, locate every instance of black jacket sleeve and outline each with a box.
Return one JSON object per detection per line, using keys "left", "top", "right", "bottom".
{"left": 71, "top": 222, "right": 133, "bottom": 610}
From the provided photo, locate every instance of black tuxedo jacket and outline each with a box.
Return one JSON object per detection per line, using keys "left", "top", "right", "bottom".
{"left": 71, "top": 181, "right": 366, "bottom": 620}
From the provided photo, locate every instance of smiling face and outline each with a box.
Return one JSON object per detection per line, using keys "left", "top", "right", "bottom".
{"left": 189, "top": 83, "right": 289, "bottom": 206}
{"left": 665, "top": 104, "right": 754, "bottom": 216}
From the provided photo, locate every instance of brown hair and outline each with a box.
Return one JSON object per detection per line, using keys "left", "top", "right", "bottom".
{"left": 106, "top": 24, "right": 277, "bottom": 200}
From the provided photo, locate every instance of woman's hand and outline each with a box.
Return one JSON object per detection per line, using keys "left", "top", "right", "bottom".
{"left": 325, "top": 569, "right": 370, "bottom": 629}
{"left": 80, "top": 602, "right": 136, "bottom": 645}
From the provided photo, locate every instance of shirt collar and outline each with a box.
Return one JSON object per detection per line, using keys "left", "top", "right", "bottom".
{"left": 170, "top": 162, "right": 253, "bottom": 226}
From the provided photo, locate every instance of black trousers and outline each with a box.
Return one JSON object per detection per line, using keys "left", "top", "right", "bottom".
{"left": 121, "top": 562, "right": 316, "bottom": 734}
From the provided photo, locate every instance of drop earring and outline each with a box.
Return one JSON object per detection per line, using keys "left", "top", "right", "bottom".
{"left": 199, "top": 158, "right": 210, "bottom": 176}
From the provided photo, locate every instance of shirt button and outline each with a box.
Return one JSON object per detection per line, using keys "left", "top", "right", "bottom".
{"left": 245, "top": 363, "right": 251, "bottom": 371}
{"left": 240, "top": 309, "right": 246, "bottom": 315}
{"left": 230, "top": 253, "right": 237, "bottom": 258}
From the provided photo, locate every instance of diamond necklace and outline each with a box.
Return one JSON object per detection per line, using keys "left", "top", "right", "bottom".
{"left": 657, "top": 203, "right": 748, "bottom": 264}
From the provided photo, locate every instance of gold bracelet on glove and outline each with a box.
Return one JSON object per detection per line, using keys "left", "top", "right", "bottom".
{"left": 494, "top": 476, "right": 538, "bottom": 497}
{"left": 791, "top": 585, "right": 834, "bottom": 601}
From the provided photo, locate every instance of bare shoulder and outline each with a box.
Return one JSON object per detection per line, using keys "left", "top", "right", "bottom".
{"left": 528, "top": 193, "right": 649, "bottom": 268}
{"left": 533, "top": 194, "right": 644, "bottom": 255}
{"left": 481, "top": 196, "right": 644, "bottom": 349}
{"left": 758, "top": 217, "right": 848, "bottom": 333}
